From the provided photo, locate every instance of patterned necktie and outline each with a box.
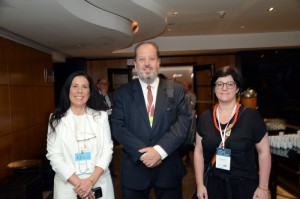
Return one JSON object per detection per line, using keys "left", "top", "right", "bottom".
{"left": 147, "top": 85, "right": 154, "bottom": 126}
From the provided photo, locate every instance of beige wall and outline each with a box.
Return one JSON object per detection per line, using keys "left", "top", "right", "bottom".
{"left": 0, "top": 37, "right": 54, "bottom": 177}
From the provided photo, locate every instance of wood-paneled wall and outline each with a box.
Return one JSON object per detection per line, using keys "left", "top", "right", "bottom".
{"left": 87, "top": 54, "right": 235, "bottom": 81}
{"left": 87, "top": 59, "right": 128, "bottom": 85}
{"left": 87, "top": 54, "right": 236, "bottom": 114}
{"left": 0, "top": 37, "right": 54, "bottom": 177}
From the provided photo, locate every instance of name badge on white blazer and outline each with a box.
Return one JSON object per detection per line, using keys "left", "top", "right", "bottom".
{"left": 75, "top": 151, "right": 93, "bottom": 175}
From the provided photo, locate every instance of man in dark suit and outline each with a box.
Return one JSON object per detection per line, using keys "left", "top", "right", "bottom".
{"left": 111, "top": 42, "right": 192, "bottom": 199}
{"left": 96, "top": 77, "right": 119, "bottom": 176}
{"left": 96, "top": 78, "right": 113, "bottom": 115}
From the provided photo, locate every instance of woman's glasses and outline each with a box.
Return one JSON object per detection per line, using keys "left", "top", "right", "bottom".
{"left": 215, "top": 81, "right": 236, "bottom": 89}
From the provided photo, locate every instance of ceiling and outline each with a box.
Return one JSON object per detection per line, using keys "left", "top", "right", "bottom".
{"left": 1, "top": 0, "right": 300, "bottom": 62}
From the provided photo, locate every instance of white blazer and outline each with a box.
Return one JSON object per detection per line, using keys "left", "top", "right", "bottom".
{"left": 46, "top": 108, "right": 114, "bottom": 199}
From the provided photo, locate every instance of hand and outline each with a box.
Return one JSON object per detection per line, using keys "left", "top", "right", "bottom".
{"left": 88, "top": 190, "right": 96, "bottom": 199}
{"left": 196, "top": 184, "right": 208, "bottom": 199}
{"left": 139, "top": 147, "right": 162, "bottom": 168}
{"left": 74, "top": 178, "right": 93, "bottom": 198}
{"left": 252, "top": 187, "right": 270, "bottom": 199}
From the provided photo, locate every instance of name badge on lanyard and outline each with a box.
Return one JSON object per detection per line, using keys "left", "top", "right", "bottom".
{"left": 75, "top": 151, "right": 93, "bottom": 175}
{"left": 216, "top": 147, "right": 231, "bottom": 170}
{"left": 215, "top": 104, "right": 236, "bottom": 171}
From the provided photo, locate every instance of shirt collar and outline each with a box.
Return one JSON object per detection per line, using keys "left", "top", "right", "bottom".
{"left": 139, "top": 77, "right": 159, "bottom": 89}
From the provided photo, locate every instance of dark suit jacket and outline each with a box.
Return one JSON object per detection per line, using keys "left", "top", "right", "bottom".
{"left": 94, "top": 92, "right": 107, "bottom": 111}
{"left": 99, "top": 91, "right": 113, "bottom": 110}
{"left": 111, "top": 78, "right": 192, "bottom": 190}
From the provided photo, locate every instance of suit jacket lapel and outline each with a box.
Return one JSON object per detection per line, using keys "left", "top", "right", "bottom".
{"left": 152, "top": 79, "right": 169, "bottom": 131}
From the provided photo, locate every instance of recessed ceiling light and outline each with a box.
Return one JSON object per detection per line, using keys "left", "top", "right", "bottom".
{"left": 268, "top": 7, "right": 274, "bottom": 12}
{"left": 218, "top": 10, "right": 226, "bottom": 19}
{"left": 172, "top": 11, "right": 178, "bottom": 16}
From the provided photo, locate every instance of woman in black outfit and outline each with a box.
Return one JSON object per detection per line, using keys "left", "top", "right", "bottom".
{"left": 193, "top": 66, "right": 271, "bottom": 199}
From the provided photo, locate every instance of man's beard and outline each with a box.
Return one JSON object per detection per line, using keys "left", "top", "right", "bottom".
{"left": 133, "top": 68, "right": 158, "bottom": 84}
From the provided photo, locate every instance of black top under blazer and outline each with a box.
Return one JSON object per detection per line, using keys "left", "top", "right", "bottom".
{"left": 111, "top": 78, "right": 192, "bottom": 190}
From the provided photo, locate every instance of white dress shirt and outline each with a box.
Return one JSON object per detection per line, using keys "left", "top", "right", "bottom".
{"left": 138, "top": 77, "right": 168, "bottom": 160}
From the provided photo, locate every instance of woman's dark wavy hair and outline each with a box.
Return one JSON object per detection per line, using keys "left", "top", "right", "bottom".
{"left": 211, "top": 66, "right": 243, "bottom": 92}
{"left": 49, "top": 71, "right": 99, "bottom": 133}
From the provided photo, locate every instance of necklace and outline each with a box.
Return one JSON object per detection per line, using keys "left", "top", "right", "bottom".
{"left": 213, "top": 102, "right": 240, "bottom": 133}
{"left": 73, "top": 114, "right": 89, "bottom": 173}
{"left": 78, "top": 146, "right": 88, "bottom": 173}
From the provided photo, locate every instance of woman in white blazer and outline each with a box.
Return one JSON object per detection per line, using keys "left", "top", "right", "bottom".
{"left": 46, "top": 71, "right": 114, "bottom": 199}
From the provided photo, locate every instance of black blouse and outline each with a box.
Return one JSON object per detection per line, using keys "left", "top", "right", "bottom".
{"left": 197, "top": 105, "right": 266, "bottom": 180}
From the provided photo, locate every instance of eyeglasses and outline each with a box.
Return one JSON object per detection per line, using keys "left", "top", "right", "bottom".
{"left": 215, "top": 81, "right": 236, "bottom": 89}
